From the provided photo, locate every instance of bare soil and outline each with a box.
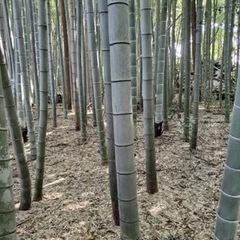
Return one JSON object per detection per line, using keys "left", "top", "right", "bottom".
{"left": 12, "top": 107, "right": 229, "bottom": 240}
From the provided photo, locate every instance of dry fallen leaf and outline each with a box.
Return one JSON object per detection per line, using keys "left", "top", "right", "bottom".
{"left": 10, "top": 108, "right": 234, "bottom": 239}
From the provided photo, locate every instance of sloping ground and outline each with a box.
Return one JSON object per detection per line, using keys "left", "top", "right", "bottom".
{"left": 12, "top": 108, "right": 230, "bottom": 240}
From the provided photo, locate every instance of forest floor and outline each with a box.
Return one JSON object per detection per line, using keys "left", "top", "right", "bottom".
{"left": 11, "top": 105, "right": 230, "bottom": 240}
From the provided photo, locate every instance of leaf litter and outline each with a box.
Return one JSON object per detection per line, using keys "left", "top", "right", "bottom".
{"left": 10, "top": 108, "right": 231, "bottom": 239}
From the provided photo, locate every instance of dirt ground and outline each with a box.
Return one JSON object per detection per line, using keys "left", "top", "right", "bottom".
{"left": 11, "top": 106, "right": 230, "bottom": 240}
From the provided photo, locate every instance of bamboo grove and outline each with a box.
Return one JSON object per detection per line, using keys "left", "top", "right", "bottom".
{"left": 0, "top": 0, "right": 240, "bottom": 239}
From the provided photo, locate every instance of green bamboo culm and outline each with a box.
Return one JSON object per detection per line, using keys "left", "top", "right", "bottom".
{"left": 33, "top": 0, "right": 49, "bottom": 201}
{"left": 108, "top": 0, "right": 140, "bottom": 238}
{"left": 155, "top": 0, "right": 167, "bottom": 135}
{"left": 170, "top": 0, "right": 177, "bottom": 105}
{"left": 1, "top": 48, "right": 32, "bottom": 210}
{"left": 190, "top": 0, "right": 203, "bottom": 149}
{"left": 85, "top": 0, "right": 108, "bottom": 165}
{"left": 13, "top": 0, "right": 37, "bottom": 160}
{"left": 204, "top": 0, "right": 212, "bottom": 109}
{"left": 47, "top": 0, "right": 57, "bottom": 128}
{"left": 129, "top": 0, "right": 137, "bottom": 138}
{"left": 163, "top": 1, "right": 170, "bottom": 131}
{"left": 0, "top": 48, "right": 17, "bottom": 240}
{"left": 153, "top": 0, "right": 160, "bottom": 101}
{"left": 98, "top": 0, "right": 119, "bottom": 225}
{"left": 236, "top": 10, "right": 240, "bottom": 81}
{"left": 76, "top": 0, "right": 87, "bottom": 142}
{"left": 27, "top": 0, "right": 40, "bottom": 117}
{"left": 223, "top": 0, "right": 235, "bottom": 123}
{"left": 214, "top": 65, "right": 240, "bottom": 239}
{"left": 55, "top": 0, "right": 68, "bottom": 119}
{"left": 183, "top": 0, "right": 191, "bottom": 142}
{"left": 140, "top": 0, "right": 158, "bottom": 194}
